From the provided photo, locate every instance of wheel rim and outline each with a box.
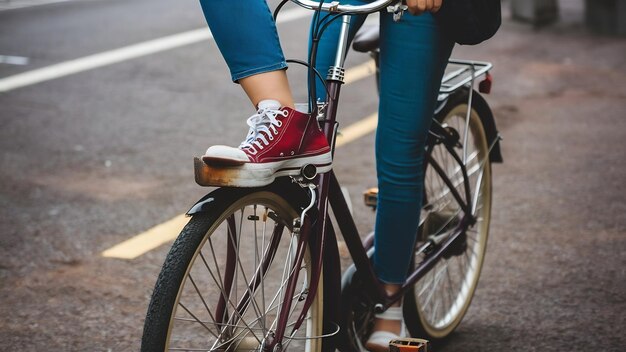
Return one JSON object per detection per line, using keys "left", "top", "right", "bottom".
{"left": 165, "top": 193, "right": 322, "bottom": 351}
{"left": 413, "top": 104, "right": 492, "bottom": 338}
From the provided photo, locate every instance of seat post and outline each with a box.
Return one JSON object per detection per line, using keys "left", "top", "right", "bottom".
{"left": 327, "top": 15, "right": 352, "bottom": 83}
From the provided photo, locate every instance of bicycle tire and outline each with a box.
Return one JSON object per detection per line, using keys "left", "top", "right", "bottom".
{"left": 337, "top": 253, "right": 377, "bottom": 352}
{"left": 404, "top": 90, "right": 493, "bottom": 340}
{"left": 141, "top": 190, "right": 324, "bottom": 351}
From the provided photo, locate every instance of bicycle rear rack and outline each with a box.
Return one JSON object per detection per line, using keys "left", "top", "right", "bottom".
{"left": 439, "top": 59, "right": 492, "bottom": 96}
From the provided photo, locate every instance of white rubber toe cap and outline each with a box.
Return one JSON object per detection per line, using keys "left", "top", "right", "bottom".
{"left": 203, "top": 145, "right": 250, "bottom": 165}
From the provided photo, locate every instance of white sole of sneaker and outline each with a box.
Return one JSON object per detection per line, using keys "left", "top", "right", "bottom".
{"left": 195, "top": 152, "right": 333, "bottom": 187}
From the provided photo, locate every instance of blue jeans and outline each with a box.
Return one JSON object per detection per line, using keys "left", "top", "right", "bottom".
{"left": 199, "top": 0, "right": 454, "bottom": 284}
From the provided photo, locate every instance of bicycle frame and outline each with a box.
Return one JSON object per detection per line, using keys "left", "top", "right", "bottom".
{"left": 187, "top": 3, "right": 499, "bottom": 349}
{"left": 266, "top": 10, "right": 481, "bottom": 347}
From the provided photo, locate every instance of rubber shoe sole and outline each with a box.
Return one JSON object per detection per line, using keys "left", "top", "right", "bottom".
{"left": 195, "top": 152, "right": 332, "bottom": 187}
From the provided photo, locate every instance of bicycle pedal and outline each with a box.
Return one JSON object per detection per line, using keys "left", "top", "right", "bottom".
{"left": 363, "top": 187, "right": 378, "bottom": 209}
{"left": 389, "top": 338, "right": 429, "bottom": 352}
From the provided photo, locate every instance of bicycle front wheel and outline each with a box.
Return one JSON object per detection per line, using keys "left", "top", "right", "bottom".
{"left": 142, "top": 191, "right": 323, "bottom": 351}
{"left": 405, "top": 93, "right": 492, "bottom": 339}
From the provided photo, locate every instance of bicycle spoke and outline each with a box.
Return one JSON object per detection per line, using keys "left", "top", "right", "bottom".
{"left": 444, "top": 265, "right": 456, "bottom": 319}
{"left": 187, "top": 273, "right": 219, "bottom": 329}
{"left": 463, "top": 248, "right": 475, "bottom": 272}
{"left": 430, "top": 292, "right": 441, "bottom": 323}
{"left": 173, "top": 317, "right": 270, "bottom": 331}
{"left": 456, "top": 255, "right": 468, "bottom": 292}
{"left": 220, "top": 209, "right": 277, "bottom": 339}
{"left": 419, "top": 263, "right": 448, "bottom": 305}
{"left": 178, "top": 302, "right": 219, "bottom": 338}
{"left": 410, "top": 105, "right": 492, "bottom": 337}
{"left": 145, "top": 191, "right": 321, "bottom": 351}
{"left": 169, "top": 348, "right": 227, "bottom": 351}
{"left": 204, "top": 238, "right": 245, "bottom": 328}
{"left": 200, "top": 220, "right": 268, "bottom": 344}
{"left": 465, "top": 232, "right": 478, "bottom": 243}
{"left": 218, "top": 216, "right": 298, "bottom": 348}
{"left": 267, "top": 234, "right": 302, "bottom": 336}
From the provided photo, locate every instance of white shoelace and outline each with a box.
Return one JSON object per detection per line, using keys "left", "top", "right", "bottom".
{"left": 239, "top": 106, "right": 288, "bottom": 153}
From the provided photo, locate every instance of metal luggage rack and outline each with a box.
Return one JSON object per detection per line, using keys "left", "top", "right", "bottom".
{"left": 439, "top": 59, "right": 492, "bottom": 95}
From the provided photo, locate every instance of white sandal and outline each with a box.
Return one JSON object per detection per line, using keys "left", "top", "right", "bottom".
{"left": 364, "top": 306, "right": 407, "bottom": 352}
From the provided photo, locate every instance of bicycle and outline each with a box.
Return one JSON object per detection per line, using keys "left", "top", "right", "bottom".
{"left": 141, "top": 1, "right": 503, "bottom": 351}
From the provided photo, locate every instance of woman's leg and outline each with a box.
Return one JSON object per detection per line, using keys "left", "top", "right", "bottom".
{"left": 198, "top": 0, "right": 294, "bottom": 107}
{"left": 362, "top": 11, "right": 453, "bottom": 350}
{"left": 239, "top": 71, "right": 294, "bottom": 109}
{"left": 374, "top": 13, "right": 454, "bottom": 285}
{"left": 199, "top": 1, "right": 331, "bottom": 175}
{"left": 313, "top": 3, "right": 453, "bottom": 289}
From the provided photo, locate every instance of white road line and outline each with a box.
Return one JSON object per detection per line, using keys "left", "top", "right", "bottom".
{"left": 0, "top": 55, "right": 30, "bottom": 65}
{"left": 0, "top": 0, "right": 74, "bottom": 11}
{"left": 102, "top": 61, "right": 377, "bottom": 260}
{"left": 0, "top": 7, "right": 311, "bottom": 93}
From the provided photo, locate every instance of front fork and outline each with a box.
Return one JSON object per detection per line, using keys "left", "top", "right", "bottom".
{"left": 267, "top": 182, "right": 317, "bottom": 351}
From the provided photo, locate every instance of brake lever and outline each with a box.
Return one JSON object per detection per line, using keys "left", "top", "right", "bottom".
{"left": 387, "top": 1, "right": 408, "bottom": 22}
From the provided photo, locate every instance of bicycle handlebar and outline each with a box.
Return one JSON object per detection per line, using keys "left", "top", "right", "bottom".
{"left": 290, "top": 0, "right": 400, "bottom": 14}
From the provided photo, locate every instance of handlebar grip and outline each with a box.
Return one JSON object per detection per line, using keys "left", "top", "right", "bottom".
{"left": 290, "top": 0, "right": 399, "bottom": 14}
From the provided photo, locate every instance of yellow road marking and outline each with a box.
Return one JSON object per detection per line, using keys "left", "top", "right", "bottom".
{"left": 102, "top": 214, "right": 188, "bottom": 259}
{"left": 344, "top": 60, "right": 376, "bottom": 85}
{"left": 336, "top": 112, "right": 378, "bottom": 147}
{"left": 102, "top": 61, "right": 377, "bottom": 260}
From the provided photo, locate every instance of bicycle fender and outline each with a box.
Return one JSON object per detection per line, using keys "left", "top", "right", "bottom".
{"left": 472, "top": 91, "right": 503, "bottom": 163}
{"left": 186, "top": 178, "right": 313, "bottom": 216}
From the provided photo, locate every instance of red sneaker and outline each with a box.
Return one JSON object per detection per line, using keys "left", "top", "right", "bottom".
{"left": 202, "top": 100, "right": 332, "bottom": 187}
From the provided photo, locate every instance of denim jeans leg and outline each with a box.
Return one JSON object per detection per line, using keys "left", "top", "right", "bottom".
{"left": 373, "top": 13, "right": 454, "bottom": 284}
{"left": 312, "top": 5, "right": 454, "bottom": 283}
{"left": 199, "top": 0, "right": 288, "bottom": 82}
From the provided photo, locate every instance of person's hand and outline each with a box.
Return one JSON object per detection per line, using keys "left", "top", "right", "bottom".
{"left": 406, "top": 0, "right": 442, "bottom": 16}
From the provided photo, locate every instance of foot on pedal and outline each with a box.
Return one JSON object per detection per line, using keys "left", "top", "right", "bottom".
{"left": 199, "top": 100, "right": 332, "bottom": 187}
{"left": 365, "top": 306, "right": 407, "bottom": 352}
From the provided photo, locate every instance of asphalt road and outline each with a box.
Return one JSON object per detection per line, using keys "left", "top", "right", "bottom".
{"left": 1, "top": 0, "right": 625, "bottom": 351}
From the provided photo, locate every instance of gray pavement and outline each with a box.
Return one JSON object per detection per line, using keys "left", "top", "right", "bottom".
{"left": 0, "top": 0, "right": 625, "bottom": 351}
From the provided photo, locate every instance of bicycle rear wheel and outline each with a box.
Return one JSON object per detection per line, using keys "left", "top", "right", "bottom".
{"left": 405, "top": 92, "right": 492, "bottom": 339}
{"left": 142, "top": 191, "right": 323, "bottom": 351}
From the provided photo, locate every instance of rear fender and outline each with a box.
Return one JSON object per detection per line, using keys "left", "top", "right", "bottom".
{"left": 436, "top": 90, "right": 503, "bottom": 163}
{"left": 472, "top": 91, "right": 503, "bottom": 163}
